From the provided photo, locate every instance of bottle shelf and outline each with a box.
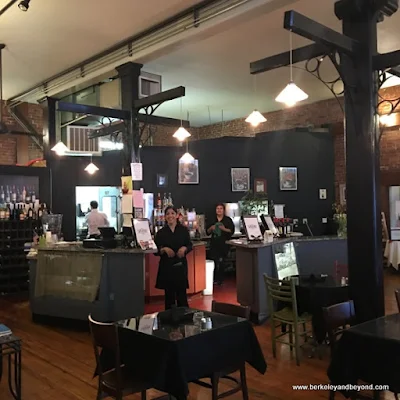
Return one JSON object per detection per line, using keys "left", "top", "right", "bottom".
{"left": 0, "top": 220, "right": 33, "bottom": 295}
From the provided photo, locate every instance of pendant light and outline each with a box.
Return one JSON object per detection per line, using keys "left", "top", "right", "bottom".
{"left": 173, "top": 98, "right": 191, "bottom": 141}
{"left": 275, "top": 31, "right": 308, "bottom": 107}
{"left": 84, "top": 156, "right": 99, "bottom": 175}
{"left": 246, "top": 75, "right": 267, "bottom": 127}
{"left": 51, "top": 141, "right": 69, "bottom": 155}
{"left": 179, "top": 139, "right": 194, "bottom": 163}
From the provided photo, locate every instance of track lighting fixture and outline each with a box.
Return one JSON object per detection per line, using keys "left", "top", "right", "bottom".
{"left": 18, "top": 0, "right": 30, "bottom": 11}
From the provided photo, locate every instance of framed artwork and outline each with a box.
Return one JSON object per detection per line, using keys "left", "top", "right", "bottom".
{"left": 178, "top": 160, "right": 199, "bottom": 184}
{"left": 157, "top": 174, "right": 168, "bottom": 188}
{"left": 339, "top": 184, "right": 346, "bottom": 205}
{"left": 254, "top": 178, "right": 267, "bottom": 194}
{"left": 231, "top": 168, "right": 250, "bottom": 192}
{"left": 279, "top": 167, "right": 298, "bottom": 191}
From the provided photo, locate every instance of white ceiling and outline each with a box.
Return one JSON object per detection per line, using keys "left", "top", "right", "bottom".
{"left": 1, "top": 0, "right": 400, "bottom": 127}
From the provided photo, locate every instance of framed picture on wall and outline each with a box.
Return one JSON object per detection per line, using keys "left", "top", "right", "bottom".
{"left": 339, "top": 184, "right": 346, "bottom": 205}
{"left": 231, "top": 168, "right": 250, "bottom": 192}
{"left": 178, "top": 160, "right": 199, "bottom": 184}
{"left": 157, "top": 174, "right": 168, "bottom": 188}
{"left": 279, "top": 167, "right": 298, "bottom": 191}
{"left": 254, "top": 178, "right": 267, "bottom": 194}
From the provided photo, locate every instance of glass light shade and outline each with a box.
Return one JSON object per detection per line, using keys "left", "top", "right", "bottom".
{"left": 51, "top": 141, "right": 69, "bottom": 155}
{"left": 379, "top": 113, "right": 397, "bottom": 126}
{"left": 179, "top": 152, "right": 195, "bottom": 163}
{"left": 173, "top": 127, "right": 191, "bottom": 141}
{"left": 84, "top": 162, "right": 99, "bottom": 175}
{"left": 275, "top": 81, "right": 308, "bottom": 107}
{"left": 245, "top": 110, "right": 267, "bottom": 127}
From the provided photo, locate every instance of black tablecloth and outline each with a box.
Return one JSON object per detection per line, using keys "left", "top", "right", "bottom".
{"left": 328, "top": 314, "right": 400, "bottom": 397}
{"left": 296, "top": 276, "right": 350, "bottom": 343}
{"left": 99, "top": 309, "right": 267, "bottom": 398}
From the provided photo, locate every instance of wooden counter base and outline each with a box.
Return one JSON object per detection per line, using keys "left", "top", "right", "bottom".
{"left": 145, "top": 244, "right": 206, "bottom": 299}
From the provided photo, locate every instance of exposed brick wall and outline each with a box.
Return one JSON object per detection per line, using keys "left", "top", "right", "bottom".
{"left": 0, "top": 101, "right": 43, "bottom": 165}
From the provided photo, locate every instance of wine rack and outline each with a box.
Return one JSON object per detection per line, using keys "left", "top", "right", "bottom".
{"left": 0, "top": 220, "right": 34, "bottom": 294}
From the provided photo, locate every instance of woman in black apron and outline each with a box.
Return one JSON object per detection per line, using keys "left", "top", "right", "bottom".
{"left": 155, "top": 206, "right": 193, "bottom": 309}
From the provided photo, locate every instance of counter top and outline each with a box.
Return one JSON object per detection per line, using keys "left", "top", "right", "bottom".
{"left": 27, "top": 240, "right": 207, "bottom": 259}
{"left": 227, "top": 235, "right": 345, "bottom": 249}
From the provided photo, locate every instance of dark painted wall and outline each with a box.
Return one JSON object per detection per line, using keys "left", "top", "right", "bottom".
{"left": 49, "top": 129, "right": 334, "bottom": 240}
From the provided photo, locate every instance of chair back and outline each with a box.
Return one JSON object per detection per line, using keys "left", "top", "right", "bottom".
{"left": 322, "top": 300, "right": 355, "bottom": 356}
{"left": 88, "top": 314, "right": 122, "bottom": 386}
{"left": 211, "top": 301, "right": 250, "bottom": 320}
{"left": 395, "top": 289, "right": 400, "bottom": 313}
{"left": 263, "top": 275, "right": 297, "bottom": 320}
{"left": 334, "top": 261, "right": 348, "bottom": 281}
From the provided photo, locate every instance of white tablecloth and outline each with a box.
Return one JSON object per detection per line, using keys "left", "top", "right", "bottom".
{"left": 384, "top": 241, "right": 400, "bottom": 270}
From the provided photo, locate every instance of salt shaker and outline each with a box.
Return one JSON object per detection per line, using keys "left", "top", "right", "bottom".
{"left": 200, "top": 317, "right": 207, "bottom": 330}
{"left": 341, "top": 276, "right": 346, "bottom": 286}
{"left": 205, "top": 317, "right": 212, "bottom": 330}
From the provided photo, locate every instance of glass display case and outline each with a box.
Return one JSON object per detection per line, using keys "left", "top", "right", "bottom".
{"left": 273, "top": 241, "right": 299, "bottom": 280}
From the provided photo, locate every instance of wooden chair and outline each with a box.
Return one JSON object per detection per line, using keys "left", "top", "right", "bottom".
{"left": 334, "top": 261, "right": 348, "bottom": 282}
{"left": 88, "top": 315, "right": 147, "bottom": 400}
{"left": 263, "top": 275, "right": 312, "bottom": 366}
{"left": 395, "top": 289, "right": 400, "bottom": 312}
{"left": 194, "top": 301, "right": 251, "bottom": 400}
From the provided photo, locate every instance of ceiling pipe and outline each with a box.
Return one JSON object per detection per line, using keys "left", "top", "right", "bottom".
{"left": 0, "top": 0, "right": 18, "bottom": 17}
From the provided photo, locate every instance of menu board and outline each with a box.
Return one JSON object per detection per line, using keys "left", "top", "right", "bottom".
{"left": 243, "top": 216, "right": 263, "bottom": 241}
{"left": 133, "top": 218, "right": 157, "bottom": 251}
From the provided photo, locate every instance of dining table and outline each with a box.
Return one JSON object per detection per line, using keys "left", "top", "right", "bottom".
{"left": 98, "top": 307, "right": 267, "bottom": 399}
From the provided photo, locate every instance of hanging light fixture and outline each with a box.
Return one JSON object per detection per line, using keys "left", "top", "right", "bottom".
{"left": 179, "top": 138, "right": 194, "bottom": 163}
{"left": 173, "top": 98, "right": 191, "bottom": 141}
{"left": 275, "top": 31, "right": 308, "bottom": 107}
{"left": 51, "top": 141, "right": 69, "bottom": 156}
{"left": 246, "top": 75, "right": 267, "bottom": 127}
{"left": 84, "top": 156, "right": 99, "bottom": 175}
{"left": 245, "top": 110, "right": 266, "bottom": 127}
{"left": 18, "top": 0, "right": 30, "bottom": 11}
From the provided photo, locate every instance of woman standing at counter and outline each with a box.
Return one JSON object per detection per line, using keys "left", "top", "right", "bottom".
{"left": 207, "top": 203, "right": 234, "bottom": 285}
{"left": 155, "top": 206, "right": 193, "bottom": 310}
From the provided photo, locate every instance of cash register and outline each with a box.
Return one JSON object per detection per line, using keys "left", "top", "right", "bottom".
{"left": 83, "top": 227, "right": 117, "bottom": 249}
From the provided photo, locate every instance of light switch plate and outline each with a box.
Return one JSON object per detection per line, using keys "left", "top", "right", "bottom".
{"left": 319, "top": 189, "right": 327, "bottom": 200}
{"left": 303, "top": 218, "right": 308, "bottom": 224}
{"left": 293, "top": 219, "right": 298, "bottom": 225}
{"left": 322, "top": 217, "right": 328, "bottom": 223}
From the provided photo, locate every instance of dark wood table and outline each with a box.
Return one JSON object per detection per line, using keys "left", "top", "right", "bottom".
{"left": 328, "top": 313, "right": 400, "bottom": 398}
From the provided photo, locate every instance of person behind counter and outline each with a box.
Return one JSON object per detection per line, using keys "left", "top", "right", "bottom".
{"left": 207, "top": 203, "right": 234, "bottom": 285}
{"left": 155, "top": 206, "right": 193, "bottom": 310}
{"left": 85, "top": 200, "right": 109, "bottom": 239}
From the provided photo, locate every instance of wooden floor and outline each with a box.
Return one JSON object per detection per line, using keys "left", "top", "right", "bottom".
{"left": 0, "top": 270, "right": 399, "bottom": 400}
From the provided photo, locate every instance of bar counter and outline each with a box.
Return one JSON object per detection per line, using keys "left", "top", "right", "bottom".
{"left": 227, "top": 236, "right": 347, "bottom": 323}
{"left": 28, "top": 243, "right": 156, "bottom": 322}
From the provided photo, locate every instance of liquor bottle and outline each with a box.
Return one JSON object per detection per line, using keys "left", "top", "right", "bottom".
{"left": 22, "top": 186, "right": 26, "bottom": 202}
{"left": 0, "top": 207, "right": 5, "bottom": 220}
{"left": 31, "top": 189, "right": 36, "bottom": 203}
{"left": 156, "top": 193, "right": 162, "bottom": 210}
{"left": 0, "top": 186, "right": 4, "bottom": 203}
{"left": 28, "top": 204, "right": 33, "bottom": 219}
{"left": 5, "top": 186, "right": 10, "bottom": 204}
{"left": 162, "top": 193, "right": 168, "bottom": 210}
{"left": 11, "top": 186, "right": 16, "bottom": 203}
{"left": 19, "top": 205, "right": 25, "bottom": 221}
{"left": 25, "top": 187, "right": 31, "bottom": 203}
{"left": 17, "top": 187, "right": 22, "bottom": 203}
{"left": 5, "top": 204, "right": 10, "bottom": 220}
{"left": 168, "top": 193, "right": 173, "bottom": 206}
{"left": 38, "top": 204, "right": 43, "bottom": 220}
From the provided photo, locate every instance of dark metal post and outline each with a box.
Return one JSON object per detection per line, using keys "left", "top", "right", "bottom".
{"left": 338, "top": 4, "right": 385, "bottom": 321}
{"left": 116, "top": 62, "right": 143, "bottom": 180}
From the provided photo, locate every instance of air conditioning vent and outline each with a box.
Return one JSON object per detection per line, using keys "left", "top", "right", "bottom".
{"left": 66, "top": 125, "right": 102, "bottom": 155}
{"left": 139, "top": 71, "right": 161, "bottom": 98}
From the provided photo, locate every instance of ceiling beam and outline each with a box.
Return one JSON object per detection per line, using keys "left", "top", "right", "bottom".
{"left": 138, "top": 113, "right": 190, "bottom": 127}
{"left": 283, "top": 10, "right": 358, "bottom": 54}
{"left": 250, "top": 43, "right": 327, "bottom": 75}
{"left": 134, "top": 86, "right": 185, "bottom": 109}
{"left": 373, "top": 50, "right": 400, "bottom": 70}
{"left": 57, "top": 101, "right": 130, "bottom": 120}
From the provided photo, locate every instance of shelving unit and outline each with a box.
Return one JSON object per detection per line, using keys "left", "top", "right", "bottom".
{"left": 0, "top": 220, "right": 34, "bottom": 294}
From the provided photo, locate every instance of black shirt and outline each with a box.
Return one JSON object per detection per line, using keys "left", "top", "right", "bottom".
{"left": 207, "top": 215, "right": 234, "bottom": 258}
{"left": 154, "top": 224, "right": 193, "bottom": 290}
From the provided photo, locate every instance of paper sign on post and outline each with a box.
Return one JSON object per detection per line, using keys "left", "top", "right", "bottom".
{"left": 274, "top": 204, "right": 285, "bottom": 219}
{"left": 121, "top": 194, "right": 133, "bottom": 214}
{"left": 131, "top": 163, "right": 143, "bottom": 181}
{"left": 132, "top": 190, "right": 144, "bottom": 208}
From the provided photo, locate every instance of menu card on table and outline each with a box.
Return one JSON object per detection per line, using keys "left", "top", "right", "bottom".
{"left": 243, "top": 216, "right": 263, "bottom": 241}
{"left": 133, "top": 219, "right": 157, "bottom": 251}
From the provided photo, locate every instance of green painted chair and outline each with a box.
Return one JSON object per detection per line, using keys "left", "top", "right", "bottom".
{"left": 263, "top": 274, "right": 312, "bottom": 366}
